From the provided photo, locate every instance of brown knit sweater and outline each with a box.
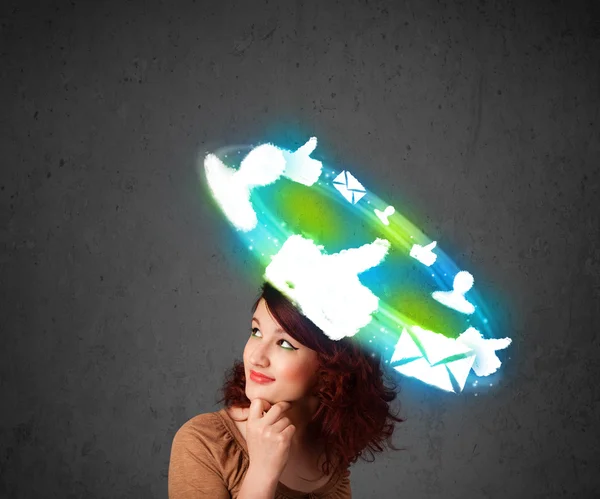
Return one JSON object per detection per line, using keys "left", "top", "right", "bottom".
{"left": 168, "top": 408, "right": 352, "bottom": 499}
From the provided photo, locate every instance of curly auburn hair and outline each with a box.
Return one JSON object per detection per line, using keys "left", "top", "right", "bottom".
{"left": 216, "top": 281, "right": 405, "bottom": 476}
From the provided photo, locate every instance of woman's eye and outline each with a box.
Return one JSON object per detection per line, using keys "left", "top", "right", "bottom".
{"left": 250, "top": 328, "right": 297, "bottom": 350}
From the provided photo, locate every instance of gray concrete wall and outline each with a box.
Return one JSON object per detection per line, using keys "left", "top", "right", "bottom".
{"left": 1, "top": 0, "right": 599, "bottom": 497}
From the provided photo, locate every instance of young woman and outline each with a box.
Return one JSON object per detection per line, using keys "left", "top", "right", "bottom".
{"left": 168, "top": 282, "right": 404, "bottom": 498}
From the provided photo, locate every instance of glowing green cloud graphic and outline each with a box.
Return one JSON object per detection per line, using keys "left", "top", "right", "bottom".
{"left": 201, "top": 137, "right": 511, "bottom": 393}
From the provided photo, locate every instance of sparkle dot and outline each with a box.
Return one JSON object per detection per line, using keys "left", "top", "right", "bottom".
{"left": 475, "top": 393, "right": 478, "bottom": 397}
{"left": 249, "top": 246, "right": 253, "bottom": 250}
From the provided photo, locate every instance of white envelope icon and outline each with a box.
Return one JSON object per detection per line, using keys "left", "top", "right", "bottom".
{"left": 332, "top": 171, "right": 366, "bottom": 204}
{"left": 389, "top": 326, "right": 476, "bottom": 392}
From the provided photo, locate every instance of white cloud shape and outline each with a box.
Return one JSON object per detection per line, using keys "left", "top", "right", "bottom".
{"left": 264, "top": 235, "right": 391, "bottom": 341}
{"left": 456, "top": 327, "right": 512, "bottom": 377}
{"left": 280, "top": 137, "right": 323, "bottom": 186}
{"left": 432, "top": 271, "right": 476, "bottom": 315}
{"left": 409, "top": 241, "right": 438, "bottom": 266}
{"left": 204, "top": 139, "right": 323, "bottom": 232}
{"left": 204, "top": 144, "right": 286, "bottom": 232}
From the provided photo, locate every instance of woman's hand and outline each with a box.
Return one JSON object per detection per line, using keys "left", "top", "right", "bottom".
{"left": 244, "top": 398, "right": 295, "bottom": 482}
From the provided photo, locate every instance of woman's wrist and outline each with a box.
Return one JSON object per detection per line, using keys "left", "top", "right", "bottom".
{"left": 237, "top": 465, "right": 280, "bottom": 499}
{"left": 247, "top": 464, "right": 281, "bottom": 487}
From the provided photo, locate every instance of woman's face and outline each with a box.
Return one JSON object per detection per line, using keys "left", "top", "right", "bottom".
{"left": 243, "top": 298, "right": 320, "bottom": 406}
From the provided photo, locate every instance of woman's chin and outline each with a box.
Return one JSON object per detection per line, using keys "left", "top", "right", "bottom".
{"left": 245, "top": 386, "right": 274, "bottom": 400}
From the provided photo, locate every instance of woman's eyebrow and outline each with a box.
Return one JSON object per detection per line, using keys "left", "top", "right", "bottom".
{"left": 251, "top": 317, "right": 285, "bottom": 335}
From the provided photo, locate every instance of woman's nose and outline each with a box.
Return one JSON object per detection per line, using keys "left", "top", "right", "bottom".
{"left": 249, "top": 344, "right": 271, "bottom": 365}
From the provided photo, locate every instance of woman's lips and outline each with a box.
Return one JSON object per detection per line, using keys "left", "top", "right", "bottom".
{"left": 249, "top": 370, "right": 275, "bottom": 384}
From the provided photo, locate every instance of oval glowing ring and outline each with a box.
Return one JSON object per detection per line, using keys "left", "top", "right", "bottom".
{"left": 200, "top": 137, "right": 511, "bottom": 393}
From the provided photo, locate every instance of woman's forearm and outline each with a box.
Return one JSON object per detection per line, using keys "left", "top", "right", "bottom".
{"left": 237, "top": 465, "right": 279, "bottom": 499}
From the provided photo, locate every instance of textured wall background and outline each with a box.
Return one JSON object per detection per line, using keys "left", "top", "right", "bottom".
{"left": 1, "top": 0, "right": 599, "bottom": 497}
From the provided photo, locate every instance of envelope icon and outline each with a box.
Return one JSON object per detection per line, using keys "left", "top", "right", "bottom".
{"left": 332, "top": 171, "right": 366, "bottom": 204}
{"left": 389, "top": 326, "right": 476, "bottom": 392}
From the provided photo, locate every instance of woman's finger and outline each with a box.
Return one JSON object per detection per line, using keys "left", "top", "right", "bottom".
{"left": 262, "top": 401, "right": 291, "bottom": 424}
{"left": 248, "top": 398, "right": 268, "bottom": 420}
{"left": 270, "top": 416, "right": 291, "bottom": 433}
